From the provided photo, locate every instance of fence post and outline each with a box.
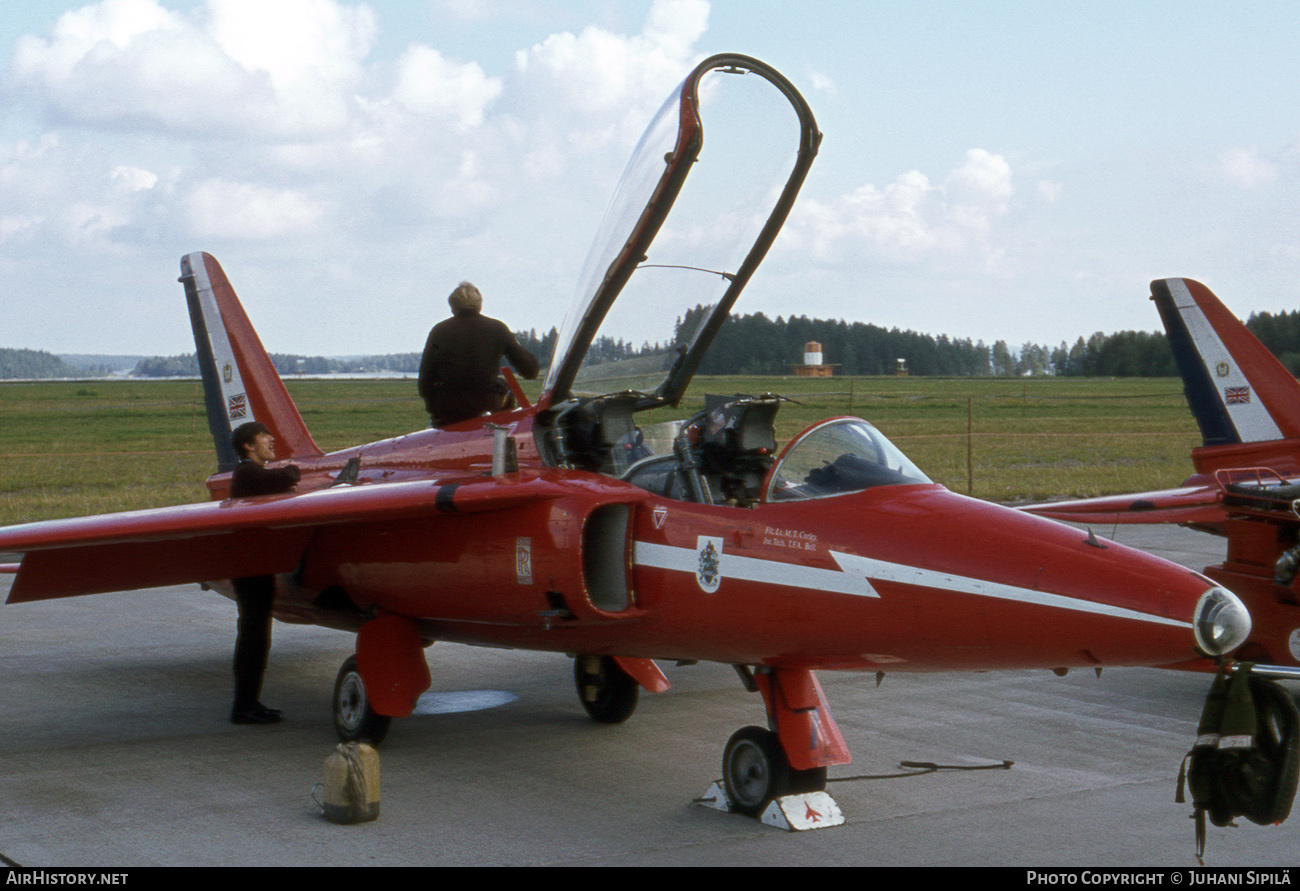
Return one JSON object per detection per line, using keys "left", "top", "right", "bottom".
{"left": 967, "top": 396, "right": 974, "bottom": 496}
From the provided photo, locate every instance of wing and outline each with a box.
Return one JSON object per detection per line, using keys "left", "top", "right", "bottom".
{"left": 0, "top": 474, "right": 573, "bottom": 604}
{"left": 1019, "top": 484, "right": 1225, "bottom": 529}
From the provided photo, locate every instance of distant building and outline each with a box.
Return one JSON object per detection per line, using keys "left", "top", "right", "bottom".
{"left": 792, "top": 340, "right": 835, "bottom": 377}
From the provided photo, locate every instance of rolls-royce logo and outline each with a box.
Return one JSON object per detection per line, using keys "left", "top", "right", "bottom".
{"left": 516, "top": 537, "right": 532, "bottom": 584}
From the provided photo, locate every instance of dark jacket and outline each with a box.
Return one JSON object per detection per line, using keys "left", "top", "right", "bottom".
{"left": 418, "top": 310, "right": 540, "bottom": 425}
{"left": 230, "top": 460, "right": 301, "bottom": 498}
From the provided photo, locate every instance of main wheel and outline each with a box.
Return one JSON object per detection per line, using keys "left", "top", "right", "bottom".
{"left": 333, "top": 656, "right": 392, "bottom": 745}
{"left": 574, "top": 655, "right": 639, "bottom": 724}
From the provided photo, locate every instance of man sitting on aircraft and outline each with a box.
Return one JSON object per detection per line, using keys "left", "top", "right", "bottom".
{"left": 228, "top": 421, "right": 301, "bottom": 725}
{"left": 418, "top": 282, "right": 540, "bottom": 426}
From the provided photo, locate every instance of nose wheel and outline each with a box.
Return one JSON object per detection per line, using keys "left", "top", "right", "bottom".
{"left": 333, "top": 655, "right": 392, "bottom": 745}
{"left": 723, "top": 726, "right": 790, "bottom": 816}
{"left": 721, "top": 724, "right": 832, "bottom": 819}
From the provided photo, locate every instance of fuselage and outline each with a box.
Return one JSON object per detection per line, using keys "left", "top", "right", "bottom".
{"left": 232, "top": 403, "right": 1223, "bottom": 675}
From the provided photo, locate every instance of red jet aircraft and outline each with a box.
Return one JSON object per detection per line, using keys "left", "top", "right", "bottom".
{"left": 1025, "top": 278, "right": 1300, "bottom": 670}
{"left": 0, "top": 56, "right": 1256, "bottom": 819}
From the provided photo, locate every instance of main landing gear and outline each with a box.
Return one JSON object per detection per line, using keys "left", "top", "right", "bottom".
{"left": 329, "top": 645, "right": 846, "bottom": 828}
{"left": 574, "top": 655, "right": 639, "bottom": 724}
{"left": 333, "top": 655, "right": 392, "bottom": 745}
{"left": 332, "top": 615, "right": 430, "bottom": 745}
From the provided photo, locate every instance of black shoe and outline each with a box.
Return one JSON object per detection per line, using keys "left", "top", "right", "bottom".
{"left": 231, "top": 703, "right": 283, "bottom": 725}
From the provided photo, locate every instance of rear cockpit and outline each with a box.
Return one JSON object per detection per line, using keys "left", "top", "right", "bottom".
{"left": 537, "top": 393, "right": 779, "bottom": 507}
{"left": 535, "top": 395, "right": 931, "bottom": 509}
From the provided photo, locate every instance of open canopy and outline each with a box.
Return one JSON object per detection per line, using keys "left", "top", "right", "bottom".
{"left": 539, "top": 54, "right": 820, "bottom": 412}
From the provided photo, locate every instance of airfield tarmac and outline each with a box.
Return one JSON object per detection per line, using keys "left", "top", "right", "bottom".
{"left": 0, "top": 523, "right": 1296, "bottom": 868}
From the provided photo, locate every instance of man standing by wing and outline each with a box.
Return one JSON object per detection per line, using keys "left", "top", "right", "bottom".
{"left": 227, "top": 421, "right": 300, "bottom": 725}
{"left": 418, "top": 282, "right": 540, "bottom": 426}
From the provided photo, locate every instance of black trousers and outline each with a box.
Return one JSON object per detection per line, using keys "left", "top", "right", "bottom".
{"left": 232, "top": 575, "right": 274, "bottom": 708}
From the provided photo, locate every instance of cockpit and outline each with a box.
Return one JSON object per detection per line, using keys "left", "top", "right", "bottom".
{"left": 536, "top": 393, "right": 931, "bottom": 508}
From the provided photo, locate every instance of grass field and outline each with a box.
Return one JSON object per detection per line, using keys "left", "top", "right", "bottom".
{"left": 0, "top": 375, "right": 1202, "bottom": 526}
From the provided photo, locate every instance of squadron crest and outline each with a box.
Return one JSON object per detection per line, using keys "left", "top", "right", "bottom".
{"left": 697, "top": 536, "right": 723, "bottom": 593}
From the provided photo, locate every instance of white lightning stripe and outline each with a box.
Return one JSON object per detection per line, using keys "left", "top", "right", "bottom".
{"left": 634, "top": 541, "right": 878, "bottom": 597}
{"left": 633, "top": 542, "right": 1192, "bottom": 629}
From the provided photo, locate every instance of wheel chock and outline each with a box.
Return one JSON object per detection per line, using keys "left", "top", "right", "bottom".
{"left": 760, "top": 791, "right": 843, "bottom": 831}
{"left": 697, "top": 781, "right": 730, "bottom": 812}
{"left": 696, "top": 782, "right": 845, "bottom": 831}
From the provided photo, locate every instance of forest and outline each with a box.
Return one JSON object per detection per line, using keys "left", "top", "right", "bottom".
{"left": 0, "top": 349, "right": 99, "bottom": 380}
{"left": 7, "top": 306, "right": 1300, "bottom": 380}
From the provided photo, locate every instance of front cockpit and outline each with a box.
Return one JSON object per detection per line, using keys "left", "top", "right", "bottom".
{"left": 763, "top": 417, "right": 931, "bottom": 501}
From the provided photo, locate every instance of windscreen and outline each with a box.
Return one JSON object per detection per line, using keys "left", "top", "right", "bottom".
{"left": 765, "top": 419, "right": 932, "bottom": 502}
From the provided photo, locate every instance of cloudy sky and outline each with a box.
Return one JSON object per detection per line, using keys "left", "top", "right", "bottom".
{"left": 3, "top": 0, "right": 1300, "bottom": 358}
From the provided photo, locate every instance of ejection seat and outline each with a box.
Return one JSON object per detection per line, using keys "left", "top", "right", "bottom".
{"left": 622, "top": 396, "right": 779, "bottom": 507}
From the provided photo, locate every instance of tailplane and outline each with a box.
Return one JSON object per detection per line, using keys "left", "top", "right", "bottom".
{"left": 1152, "top": 278, "right": 1300, "bottom": 448}
{"left": 179, "top": 252, "right": 323, "bottom": 471}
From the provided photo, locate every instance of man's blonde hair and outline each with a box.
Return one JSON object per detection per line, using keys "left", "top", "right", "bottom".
{"left": 448, "top": 281, "right": 483, "bottom": 314}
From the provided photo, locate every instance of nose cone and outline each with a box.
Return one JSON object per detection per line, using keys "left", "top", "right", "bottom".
{"left": 889, "top": 493, "right": 1242, "bottom": 670}
{"left": 1193, "top": 585, "right": 1252, "bottom": 657}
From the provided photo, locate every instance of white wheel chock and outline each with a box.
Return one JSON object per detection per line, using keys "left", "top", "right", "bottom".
{"left": 697, "top": 781, "right": 844, "bottom": 831}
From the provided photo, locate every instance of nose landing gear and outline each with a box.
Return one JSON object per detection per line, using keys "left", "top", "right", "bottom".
{"left": 702, "top": 668, "right": 848, "bottom": 830}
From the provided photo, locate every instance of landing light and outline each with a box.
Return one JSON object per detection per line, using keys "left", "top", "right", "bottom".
{"left": 1193, "top": 586, "right": 1252, "bottom": 657}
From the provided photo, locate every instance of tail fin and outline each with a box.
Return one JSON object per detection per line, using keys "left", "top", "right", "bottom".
{"left": 1151, "top": 278, "right": 1300, "bottom": 447}
{"left": 179, "top": 252, "right": 323, "bottom": 471}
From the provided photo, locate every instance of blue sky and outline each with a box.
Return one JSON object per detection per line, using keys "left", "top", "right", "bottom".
{"left": 3, "top": 0, "right": 1300, "bottom": 358}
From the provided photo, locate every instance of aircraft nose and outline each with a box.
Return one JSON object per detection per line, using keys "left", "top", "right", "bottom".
{"left": 1192, "top": 585, "right": 1252, "bottom": 657}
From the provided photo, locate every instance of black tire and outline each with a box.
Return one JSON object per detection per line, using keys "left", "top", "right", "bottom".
{"left": 574, "top": 655, "right": 639, "bottom": 724}
{"left": 333, "top": 655, "right": 392, "bottom": 745}
{"left": 722, "top": 725, "right": 792, "bottom": 817}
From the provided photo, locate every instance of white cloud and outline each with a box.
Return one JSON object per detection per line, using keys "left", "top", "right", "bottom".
{"left": 185, "top": 179, "right": 326, "bottom": 239}
{"left": 1037, "top": 180, "right": 1063, "bottom": 203}
{"left": 1220, "top": 145, "right": 1278, "bottom": 188}
{"left": 392, "top": 44, "right": 502, "bottom": 130}
{"left": 512, "top": 0, "right": 707, "bottom": 142}
{"left": 10, "top": 0, "right": 267, "bottom": 136}
{"left": 7, "top": 0, "right": 386, "bottom": 138}
{"left": 789, "top": 149, "right": 1016, "bottom": 263}
{"left": 807, "top": 70, "right": 836, "bottom": 96}
{"left": 0, "top": 0, "right": 720, "bottom": 351}
{"left": 0, "top": 132, "right": 165, "bottom": 248}
{"left": 110, "top": 164, "right": 157, "bottom": 192}
{"left": 204, "top": 0, "right": 377, "bottom": 132}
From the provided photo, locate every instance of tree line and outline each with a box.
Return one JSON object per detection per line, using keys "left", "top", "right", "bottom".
{"left": 694, "top": 309, "right": 1179, "bottom": 378}
{"left": 11, "top": 307, "right": 1300, "bottom": 381}
{"left": 0, "top": 348, "right": 111, "bottom": 380}
{"left": 1246, "top": 309, "right": 1300, "bottom": 375}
